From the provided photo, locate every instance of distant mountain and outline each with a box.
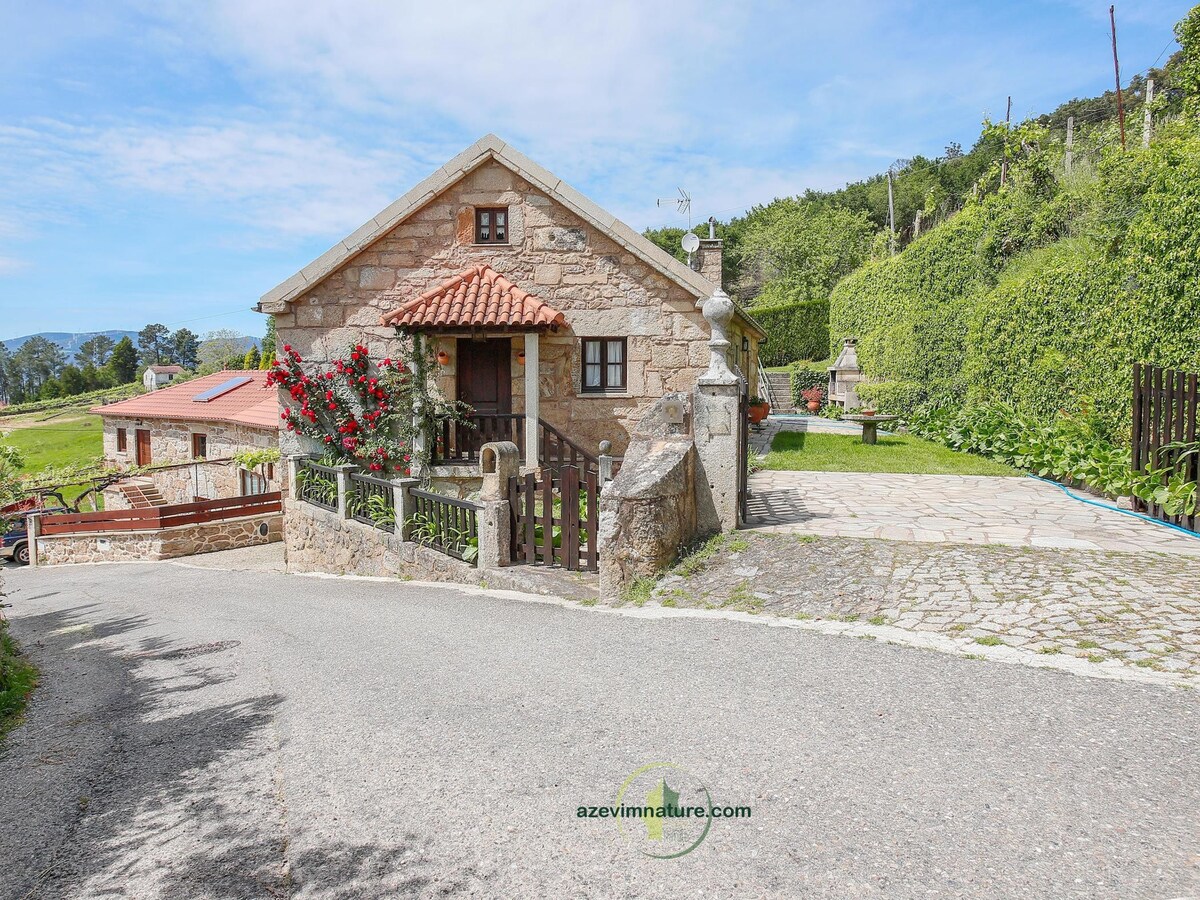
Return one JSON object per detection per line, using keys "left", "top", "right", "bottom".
{"left": 2, "top": 330, "right": 140, "bottom": 358}
{"left": 2, "top": 330, "right": 260, "bottom": 361}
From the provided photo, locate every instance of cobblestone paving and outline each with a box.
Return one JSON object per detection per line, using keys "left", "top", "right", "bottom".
{"left": 648, "top": 532, "right": 1200, "bottom": 681}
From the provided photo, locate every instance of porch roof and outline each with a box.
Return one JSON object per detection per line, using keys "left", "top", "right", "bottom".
{"left": 379, "top": 264, "right": 567, "bottom": 332}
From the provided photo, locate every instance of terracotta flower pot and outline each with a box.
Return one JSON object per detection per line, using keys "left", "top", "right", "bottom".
{"left": 748, "top": 403, "right": 770, "bottom": 424}
{"left": 806, "top": 400, "right": 821, "bottom": 412}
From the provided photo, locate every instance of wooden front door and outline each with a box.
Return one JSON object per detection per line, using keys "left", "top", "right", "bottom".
{"left": 456, "top": 338, "right": 512, "bottom": 414}
{"left": 135, "top": 428, "right": 151, "bottom": 466}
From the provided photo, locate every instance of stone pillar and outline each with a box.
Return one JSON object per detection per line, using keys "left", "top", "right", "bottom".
{"left": 335, "top": 463, "right": 355, "bottom": 519}
{"left": 693, "top": 384, "right": 740, "bottom": 533}
{"left": 598, "top": 440, "right": 614, "bottom": 485}
{"left": 391, "top": 476, "right": 418, "bottom": 539}
{"left": 285, "top": 453, "right": 308, "bottom": 500}
{"left": 694, "top": 289, "right": 742, "bottom": 533}
{"left": 523, "top": 332, "right": 539, "bottom": 469}
{"left": 26, "top": 511, "right": 42, "bottom": 569}
{"left": 477, "top": 441, "right": 519, "bottom": 569}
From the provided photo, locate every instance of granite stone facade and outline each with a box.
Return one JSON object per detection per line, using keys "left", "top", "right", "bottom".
{"left": 271, "top": 158, "right": 760, "bottom": 458}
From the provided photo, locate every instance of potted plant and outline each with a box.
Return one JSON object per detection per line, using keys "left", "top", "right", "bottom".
{"left": 800, "top": 386, "right": 826, "bottom": 413}
{"left": 860, "top": 407, "right": 877, "bottom": 417}
{"left": 748, "top": 396, "right": 770, "bottom": 424}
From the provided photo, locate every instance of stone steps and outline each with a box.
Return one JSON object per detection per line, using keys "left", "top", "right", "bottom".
{"left": 764, "top": 372, "right": 795, "bottom": 414}
{"left": 119, "top": 480, "right": 168, "bottom": 509}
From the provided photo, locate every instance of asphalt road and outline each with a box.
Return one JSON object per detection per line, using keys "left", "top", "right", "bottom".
{"left": 1, "top": 561, "right": 1198, "bottom": 899}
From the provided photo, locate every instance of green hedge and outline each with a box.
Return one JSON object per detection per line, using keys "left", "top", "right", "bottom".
{"left": 828, "top": 121, "right": 1200, "bottom": 440}
{"left": 753, "top": 298, "right": 829, "bottom": 367}
{"left": 0, "top": 382, "right": 142, "bottom": 418}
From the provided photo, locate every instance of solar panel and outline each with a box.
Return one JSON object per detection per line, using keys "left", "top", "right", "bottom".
{"left": 192, "top": 376, "right": 253, "bottom": 402}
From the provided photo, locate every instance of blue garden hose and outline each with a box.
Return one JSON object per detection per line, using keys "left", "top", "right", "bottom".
{"left": 1025, "top": 473, "right": 1200, "bottom": 541}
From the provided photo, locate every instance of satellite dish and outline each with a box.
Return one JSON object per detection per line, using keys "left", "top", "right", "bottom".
{"left": 681, "top": 232, "right": 700, "bottom": 253}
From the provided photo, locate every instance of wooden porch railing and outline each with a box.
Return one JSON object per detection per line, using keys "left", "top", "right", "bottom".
{"left": 433, "top": 413, "right": 526, "bottom": 465}
{"left": 431, "top": 413, "right": 609, "bottom": 479}
{"left": 39, "top": 492, "right": 282, "bottom": 535}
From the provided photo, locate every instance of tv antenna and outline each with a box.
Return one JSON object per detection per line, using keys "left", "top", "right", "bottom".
{"left": 657, "top": 187, "right": 692, "bottom": 228}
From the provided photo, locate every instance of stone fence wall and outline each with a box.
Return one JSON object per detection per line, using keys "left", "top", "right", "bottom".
{"left": 34, "top": 512, "right": 282, "bottom": 566}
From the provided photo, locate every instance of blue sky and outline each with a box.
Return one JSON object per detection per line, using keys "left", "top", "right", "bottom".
{"left": 0, "top": 0, "right": 1190, "bottom": 341}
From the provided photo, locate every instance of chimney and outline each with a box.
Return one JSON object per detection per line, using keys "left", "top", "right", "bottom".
{"left": 691, "top": 217, "right": 723, "bottom": 288}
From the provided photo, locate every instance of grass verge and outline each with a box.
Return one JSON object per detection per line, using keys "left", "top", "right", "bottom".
{"left": 0, "top": 616, "right": 38, "bottom": 735}
{"left": 762, "top": 431, "right": 1019, "bottom": 476}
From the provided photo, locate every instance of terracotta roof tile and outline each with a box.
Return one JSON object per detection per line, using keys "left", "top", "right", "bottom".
{"left": 91, "top": 370, "right": 280, "bottom": 431}
{"left": 380, "top": 265, "right": 566, "bottom": 330}
{"left": 148, "top": 365, "right": 185, "bottom": 374}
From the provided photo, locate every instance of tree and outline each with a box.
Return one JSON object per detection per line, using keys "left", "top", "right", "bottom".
{"left": 58, "top": 365, "right": 86, "bottom": 396}
{"left": 75, "top": 334, "right": 115, "bottom": 367}
{"left": 739, "top": 200, "right": 874, "bottom": 305}
{"left": 260, "top": 316, "right": 277, "bottom": 368}
{"left": 170, "top": 328, "right": 200, "bottom": 370}
{"left": 137, "top": 323, "right": 171, "bottom": 366}
{"left": 198, "top": 329, "right": 248, "bottom": 373}
{"left": 0, "top": 344, "right": 11, "bottom": 404}
{"left": 9, "top": 337, "right": 67, "bottom": 401}
{"left": 243, "top": 346, "right": 261, "bottom": 369}
{"left": 106, "top": 337, "right": 138, "bottom": 384}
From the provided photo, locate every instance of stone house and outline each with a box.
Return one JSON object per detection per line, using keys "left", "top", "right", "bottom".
{"left": 142, "top": 364, "right": 184, "bottom": 391}
{"left": 92, "top": 370, "right": 280, "bottom": 506}
{"left": 257, "top": 134, "right": 765, "bottom": 469}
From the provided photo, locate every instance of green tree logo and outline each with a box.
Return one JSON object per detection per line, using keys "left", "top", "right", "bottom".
{"left": 616, "top": 763, "right": 713, "bottom": 859}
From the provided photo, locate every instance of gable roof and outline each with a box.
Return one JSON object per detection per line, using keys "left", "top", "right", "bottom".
{"left": 380, "top": 264, "right": 567, "bottom": 331}
{"left": 148, "top": 365, "right": 184, "bottom": 374}
{"left": 92, "top": 370, "right": 279, "bottom": 431}
{"left": 257, "top": 134, "right": 719, "bottom": 313}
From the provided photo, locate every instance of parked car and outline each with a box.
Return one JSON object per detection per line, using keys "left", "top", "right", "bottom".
{"left": 2, "top": 508, "right": 67, "bottom": 565}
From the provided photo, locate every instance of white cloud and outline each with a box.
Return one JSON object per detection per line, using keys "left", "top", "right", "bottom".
{"left": 0, "top": 257, "right": 29, "bottom": 275}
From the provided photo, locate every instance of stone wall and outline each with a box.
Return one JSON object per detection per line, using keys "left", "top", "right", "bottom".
{"left": 102, "top": 417, "right": 277, "bottom": 475}
{"left": 285, "top": 499, "right": 483, "bottom": 583}
{"left": 35, "top": 513, "right": 282, "bottom": 566}
{"left": 274, "top": 159, "right": 717, "bottom": 457}
{"left": 598, "top": 394, "right": 701, "bottom": 597}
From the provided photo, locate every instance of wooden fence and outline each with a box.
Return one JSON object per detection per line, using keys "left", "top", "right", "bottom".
{"left": 407, "top": 488, "right": 480, "bottom": 562}
{"left": 508, "top": 465, "right": 600, "bottom": 572}
{"left": 40, "top": 492, "right": 283, "bottom": 535}
{"left": 1132, "top": 362, "right": 1199, "bottom": 532}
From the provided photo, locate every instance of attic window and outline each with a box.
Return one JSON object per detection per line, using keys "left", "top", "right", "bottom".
{"left": 475, "top": 208, "right": 508, "bottom": 244}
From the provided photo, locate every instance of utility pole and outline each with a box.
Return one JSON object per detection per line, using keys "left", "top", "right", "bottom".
{"left": 1066, "top": 115, "right": 1074, "bottom": 175}
{"left": 886, "top": 169, "right": 896, "bottom": 255}
{"left": 1000, "top": 95, "right": 1012, "bottom": 188}
{"left": 1110, "top": 5, "right": 1127, "bottom": 150}
{"left": 1143, "top": 77, "right": 1155, "bottom": 148}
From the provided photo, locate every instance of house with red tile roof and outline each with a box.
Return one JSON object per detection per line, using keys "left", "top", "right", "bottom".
{"left": 92, "top": 370, "right": 280, "bottom": 506}
{"left": 258, "top": 134, "right": 765, "bottom": 470}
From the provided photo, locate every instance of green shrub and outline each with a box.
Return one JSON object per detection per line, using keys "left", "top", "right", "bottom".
{"left": 754, "top": 298, "right": 829, "bottom": 367}
{"left": 790, "top": 366, "right": 826, "bottom": 407}
{"left": 855, "top": 380, "right": 927, "bottom": 415}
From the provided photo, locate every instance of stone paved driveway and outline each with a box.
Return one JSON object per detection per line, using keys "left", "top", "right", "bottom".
{"left": 747, "top": 470, "right": 1200, "bottom": 556}
{"left": 651, "top": 532, "right": 1200, "bottom": 681}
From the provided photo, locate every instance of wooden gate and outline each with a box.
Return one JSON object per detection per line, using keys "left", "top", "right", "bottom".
{"left": 508, "top": 464, "right": 600, "bottom": 571}
{"left": 1132, "top": 362, "right": 1198, "bottom": 533}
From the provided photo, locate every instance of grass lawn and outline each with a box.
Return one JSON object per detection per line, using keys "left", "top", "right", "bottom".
{"left": 761, "top": 430, "right": 1019, "bottom": 476}
{"left": 1, "top": 406, "right": 106, "bottom": 504}
{"left": 0, "top": 619, "right": 38, "bottom": 736}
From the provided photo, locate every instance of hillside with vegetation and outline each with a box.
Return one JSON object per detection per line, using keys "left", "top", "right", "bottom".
{"left": 645, "top": 33, "right": 1185, "bottom": 370}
